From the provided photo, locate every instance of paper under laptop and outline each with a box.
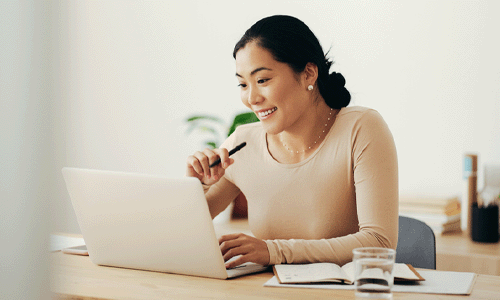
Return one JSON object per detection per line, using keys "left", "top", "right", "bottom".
{"left": 62, "top": 167, "right": 268, "bottom": 279}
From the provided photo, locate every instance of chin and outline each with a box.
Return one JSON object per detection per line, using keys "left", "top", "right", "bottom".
{"left": 261, "top": 122, "right": 283, "bottom": 136}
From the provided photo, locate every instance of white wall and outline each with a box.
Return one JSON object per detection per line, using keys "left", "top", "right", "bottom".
{"left": 51, "top": 1, "right": 500, "bottom": 234}
{"left": 1, "top": 1, "right": 51, "bottom": 299}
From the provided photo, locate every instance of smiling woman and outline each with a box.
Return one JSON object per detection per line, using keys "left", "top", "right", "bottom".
{"left": 186, "top": 15, "right": 398, "bottom": 270}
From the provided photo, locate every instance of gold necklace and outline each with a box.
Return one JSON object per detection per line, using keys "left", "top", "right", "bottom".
{"left": 280, "top": 108, "right": 335, "bottom": 154}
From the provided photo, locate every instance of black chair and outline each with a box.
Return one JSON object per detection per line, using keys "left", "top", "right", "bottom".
{"left": 395, "top": 216, "right": 436, "bottom": 269}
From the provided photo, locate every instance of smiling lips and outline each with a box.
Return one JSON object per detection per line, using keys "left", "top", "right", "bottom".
{"left": 257, "top": 107, "right": 277, "bottom": 119}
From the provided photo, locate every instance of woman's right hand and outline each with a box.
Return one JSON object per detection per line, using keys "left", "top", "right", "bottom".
{"left": 186, "top": 148, "right": 234, "bottom": 186}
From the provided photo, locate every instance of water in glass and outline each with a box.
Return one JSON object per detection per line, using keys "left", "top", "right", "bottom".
{"left": 355, "top": 257, "right": 394, "bottom": 299}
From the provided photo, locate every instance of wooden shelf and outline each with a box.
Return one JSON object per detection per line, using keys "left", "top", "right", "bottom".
{"left": 436, "top": 230, "right": 500, "bottom": 275}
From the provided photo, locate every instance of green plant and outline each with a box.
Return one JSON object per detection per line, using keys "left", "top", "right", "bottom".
{"left": 185, "top": 111, "right": 259, "bottom": 149}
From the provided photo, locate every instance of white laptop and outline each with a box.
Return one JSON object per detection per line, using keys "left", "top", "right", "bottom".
{"left": 61, "top": 167, "right": 268, "bottom": 279}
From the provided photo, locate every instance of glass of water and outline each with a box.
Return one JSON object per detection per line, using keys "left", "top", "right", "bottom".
{"left": 352, "top": 247, "right": 396, "bottom": 299}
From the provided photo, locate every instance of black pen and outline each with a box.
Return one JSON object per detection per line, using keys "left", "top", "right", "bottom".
{"left": 209, "top": 142, "right": 247, "bottom": 168}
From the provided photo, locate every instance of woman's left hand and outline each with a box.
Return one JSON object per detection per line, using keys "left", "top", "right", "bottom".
{"left": 219, "top": 233, "right": 270, "bottom": 269}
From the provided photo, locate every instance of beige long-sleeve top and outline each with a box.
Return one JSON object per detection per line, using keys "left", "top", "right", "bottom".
{"left": 205, "top": 106, "right": 399, "bottom": 266}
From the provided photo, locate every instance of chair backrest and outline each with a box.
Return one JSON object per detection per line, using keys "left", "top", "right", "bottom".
{"left": 395, "top": 216, "right": 436, "bottom": 269}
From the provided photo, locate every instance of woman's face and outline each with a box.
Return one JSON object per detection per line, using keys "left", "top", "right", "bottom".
{"left": 235, "top": 41, "right": 311, "bottom": 135}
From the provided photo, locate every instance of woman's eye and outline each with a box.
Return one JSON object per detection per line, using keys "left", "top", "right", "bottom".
{"left": 238, "top": 83, "right": 247, "bottom": 88}
{"left": 257, "top": 79, "right": 269, "bottom": 84}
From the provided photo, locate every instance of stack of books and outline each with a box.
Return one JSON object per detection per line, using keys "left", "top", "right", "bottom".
{"left": 399, "top": 195, "right": 461, "bottom": 234}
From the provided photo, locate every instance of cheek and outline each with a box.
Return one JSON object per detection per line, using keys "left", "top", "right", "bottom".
{"left": 266, "top": 88, "right": 282, "bottom": 106}
{"left": 240, "top": 91, "right": 250, "bottom": 107}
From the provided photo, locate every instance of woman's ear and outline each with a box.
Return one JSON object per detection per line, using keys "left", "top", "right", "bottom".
{"left": 303, "top": 62, "right": 319, "bottom": 87}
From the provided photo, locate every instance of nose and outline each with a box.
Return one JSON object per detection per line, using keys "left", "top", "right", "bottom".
{"left": 246, "top": 86, "right": 263, "bottom": 106}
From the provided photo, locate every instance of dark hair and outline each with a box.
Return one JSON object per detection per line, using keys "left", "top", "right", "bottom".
{"left": 233, "top": 15, "right": 350, "bottom": 109}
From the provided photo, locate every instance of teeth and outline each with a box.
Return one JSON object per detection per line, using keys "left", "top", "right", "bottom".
{"left": 258, "top": 107, "right": 277, "bottom": 117}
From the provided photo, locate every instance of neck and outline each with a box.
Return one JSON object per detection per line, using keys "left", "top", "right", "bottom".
{"left": 279, "top": 101, "right": 338, "bottom": 154}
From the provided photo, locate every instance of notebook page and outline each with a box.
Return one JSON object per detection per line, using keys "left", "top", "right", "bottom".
{"left": 342, "top": 262, "right": 420, "bottom": 281}
{"left": 394, "top": 263, "right": 420, "bottom": 280}
{"left": 274, "top": 263, "right": 350, "bottom": 283}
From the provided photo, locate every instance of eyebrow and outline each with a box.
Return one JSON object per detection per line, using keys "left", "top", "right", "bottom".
{"left": 235, "top": 67, "right": 272, "bottom": 78}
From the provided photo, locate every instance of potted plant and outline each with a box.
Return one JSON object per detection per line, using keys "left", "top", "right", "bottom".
{"left": 186, "top": 111, "right": 259, "bottom": 219}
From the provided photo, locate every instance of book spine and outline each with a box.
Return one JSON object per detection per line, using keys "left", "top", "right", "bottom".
{"left": 399, "top": 212, "right": 460, "bottom": 225}
{"left": 399, "top": 204, "right": 460, "bottom": 215}
{"left": 461, "top": 154, "right": 477, "bottom": 232}
{"left": 398, "top": 196, "right": 459, "bottom": 206}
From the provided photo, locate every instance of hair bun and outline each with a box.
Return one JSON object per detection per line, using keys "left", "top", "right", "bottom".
{"left": 323, "top": 71, "right": 350, "bottom": 109}
{"left": 328, "top": 72, "right": 346, "bottom": 91}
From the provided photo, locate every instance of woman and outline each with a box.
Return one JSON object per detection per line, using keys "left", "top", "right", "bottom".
{"left": 186, "top": 15, "right": 398, "bottom": 269}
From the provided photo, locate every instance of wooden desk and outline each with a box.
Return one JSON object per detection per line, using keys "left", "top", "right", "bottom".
{"left": 51, "top": 221, "right": 500, "bottom": 299}
{"left": 436, "top": 231, "right": 500, "bottom": 275}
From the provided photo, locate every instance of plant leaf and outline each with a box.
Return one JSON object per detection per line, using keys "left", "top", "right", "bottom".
{"left": 199, "top": 126, "right": 218, "bottom": 135}
{"left": 205, "top": 141, "right": 218, "bottom": 149}
{"left": 186, "top": 115, "right": 225, "bottom": 124}
{"left": 228, "top": 112, "right": 259, "bottom": 136}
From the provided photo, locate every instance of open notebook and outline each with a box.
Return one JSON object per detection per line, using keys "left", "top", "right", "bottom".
{"left": 273, "top": 262, "right": 424, "bottom": 285}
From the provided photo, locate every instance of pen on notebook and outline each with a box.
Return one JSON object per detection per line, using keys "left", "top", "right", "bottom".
{"left": 209, "top": 142, "right": 247, "bottom": 168}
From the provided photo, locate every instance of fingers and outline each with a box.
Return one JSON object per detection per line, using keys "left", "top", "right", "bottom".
{"left": 219, "top": 233, "right": 241, "bottom": 245}
{"left": 186, "top": 156, "right": 203, "bottom": 182}
{"left": 219, "top": 233, "right": 270, "bottom": 269}
{"left": 221, "top": 241, "right": 252, "bottom": 269}
{"left": 186, "top": 154, "right": 203, "bottom": 177}
{"left": 219, "top": 234, "right": 245, "bottom": 264}
{"left": 185, "top": 149, "right": 219, "bottom": 180}
{"left": 185, "top": 147, "right": 235, "bottom": 185}
{"left": 219, "top": 233, "right": 243, "bottom": 256}
{"left": 225, "top": 254, "right": 251, "bottom": 270}
{"left": 217, "top": 148, "right": 231, "bottom": 169}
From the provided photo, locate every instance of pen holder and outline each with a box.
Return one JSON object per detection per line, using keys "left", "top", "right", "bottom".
{"left": 471, "top": 204, "right": 499, "bottom": 243}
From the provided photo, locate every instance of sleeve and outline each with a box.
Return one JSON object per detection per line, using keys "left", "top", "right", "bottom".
{"left": 264, "top": 110, "right": 399, "bottom": 266}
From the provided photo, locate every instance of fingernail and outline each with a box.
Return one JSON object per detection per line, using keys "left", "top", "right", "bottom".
{"left": 223, "top": 163, "right": 228, "bottom": 168}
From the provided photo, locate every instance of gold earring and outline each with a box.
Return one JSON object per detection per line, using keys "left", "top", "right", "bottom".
{"left": 307, "top": 85, "right": 314, "bottom": 91}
